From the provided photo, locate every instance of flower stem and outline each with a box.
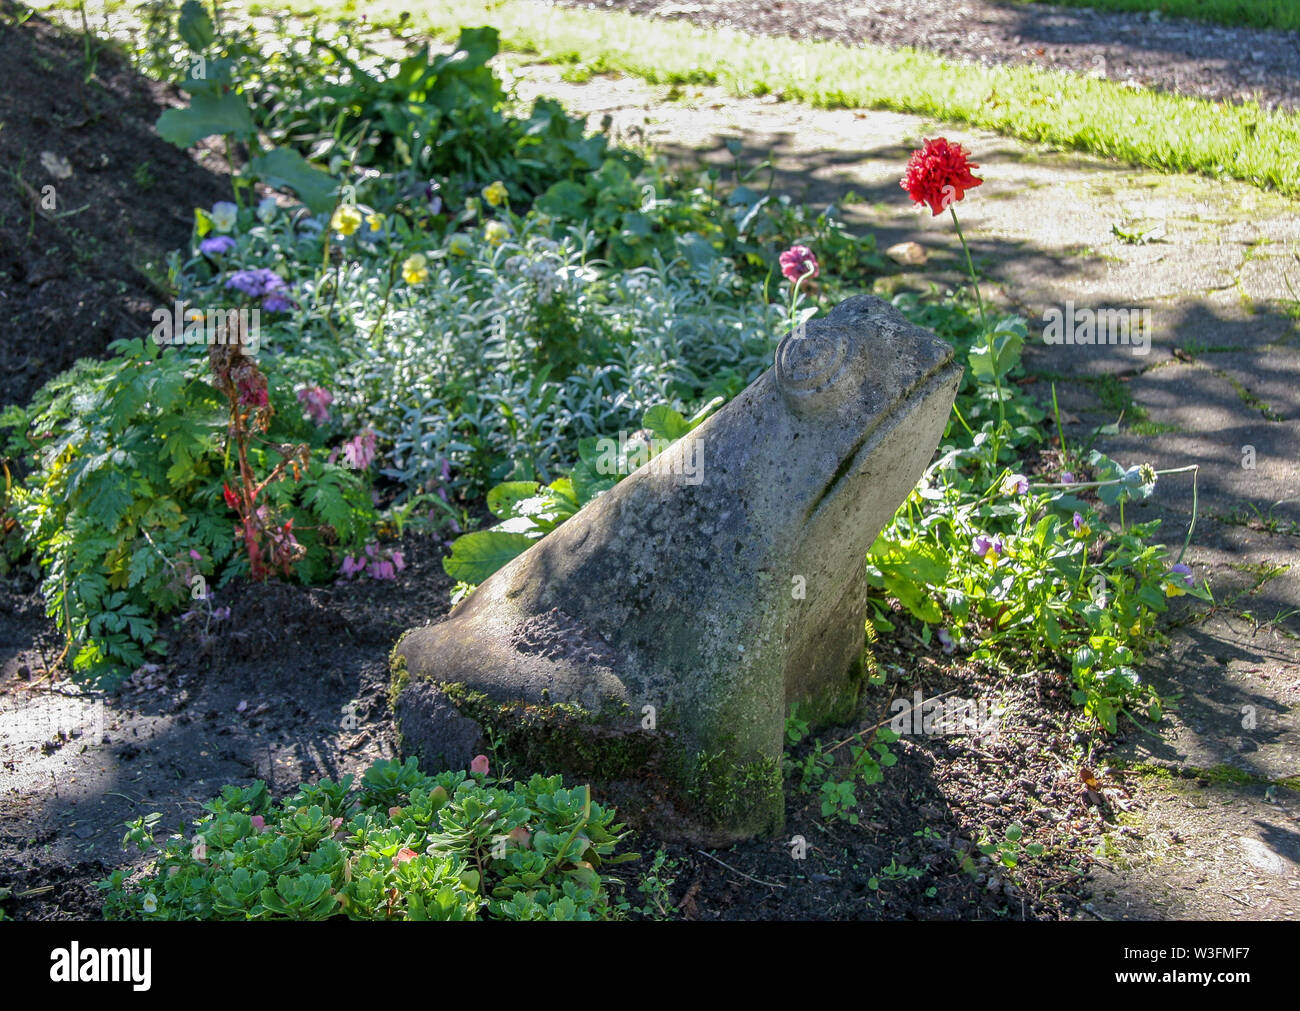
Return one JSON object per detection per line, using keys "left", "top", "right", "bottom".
{"left": 950, "top": 206, "right": 1002, "bottom": 468}
{"left": 950, "top": 206, "right": 986, "bottom": 333}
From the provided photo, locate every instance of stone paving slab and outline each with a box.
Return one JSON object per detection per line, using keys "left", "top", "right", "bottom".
{"left": 1087, "top": 776, "right": 1300, "bottom": 920}
{"left": 1115, "top": 612, "right": 1300, "bottom": 782}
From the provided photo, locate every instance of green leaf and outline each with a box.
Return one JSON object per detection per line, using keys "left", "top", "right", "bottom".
{"left": 676, "top": 233, "right": 718, "bottom": 273}
{"left": 569, "top": 458, "right": 616, "bottom": 506}
{"left": 177, "top": 0, "right": 215, "bottom": 51}
{"left": 642, "top": 404, "right": 691, "bottom": 443}
{"left": 450, "top": 25, "right": 500, "bottom": 69}
{"left": 968, "top": 328, "right": 1023, "bottom": 384}
{"left": 486, "top": 481, "right": 542, "bottom": 519}
{"left": 156, "top": 90, "right": 254, "bottom": 148}
{"left": 1043, "top": 613, "right": 1062, "bottom": 648}
{"left": 536, "top": 180, "right": 589, "bottom": 220}
{"left": 245, "top": 148, "right": 337, "bottom": 215}
{"left": 442, "top": 531, "right": 536, "bottom": 584}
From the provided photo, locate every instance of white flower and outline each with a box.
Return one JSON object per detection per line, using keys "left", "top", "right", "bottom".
{"left": 256, "top": 197, "right": 278, "bottom": 224}
{"left": 210, "top": 201, "right": 238, "bottom": 233}
{"left": 142, "top": 893, "right": 158, "bottom": 913}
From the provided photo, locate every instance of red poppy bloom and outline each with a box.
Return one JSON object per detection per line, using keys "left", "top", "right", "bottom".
{"left": 901, "top": 138, "right": 983, "bottom": 216}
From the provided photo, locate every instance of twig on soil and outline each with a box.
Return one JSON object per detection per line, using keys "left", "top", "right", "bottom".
{"left": 826, "top": 689, "right": 960, "bottom": 755}
{"left": 696, "top": 849, "right": 786, "bottom": 889}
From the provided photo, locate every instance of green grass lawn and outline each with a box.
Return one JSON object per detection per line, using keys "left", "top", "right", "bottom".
{"left": 284, "top": 0, "right": 1300, "bottom": 198}
{"left": 1007, "top": 0, "right": 1300, "bottom": 33}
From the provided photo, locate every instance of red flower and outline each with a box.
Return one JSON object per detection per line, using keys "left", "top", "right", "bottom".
{"left": 901, "top": 138, "right": 983, "bottom": 216}
{"left": 778, "top": 245, "right": 819, "bottom": 284}
{"left": 222, "top": 483, "right": 241, "bottom": 511}
{"left": 236, "top": 374, "right": 269, "bottom": 408}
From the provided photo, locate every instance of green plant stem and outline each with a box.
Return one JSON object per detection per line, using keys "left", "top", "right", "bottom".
{"left": 950, "top": 206, "right": 1003, "bottom": 468}
{"left": 1177, "top": 465, "right": 1199, "bottom": 565}
{"left": 1031, "top": 463, "right": 1199, "bottom": 490}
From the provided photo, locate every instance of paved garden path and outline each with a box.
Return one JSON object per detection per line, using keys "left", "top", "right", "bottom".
{"left": 503, "top": 59, "right": 1300, "bottom": 918}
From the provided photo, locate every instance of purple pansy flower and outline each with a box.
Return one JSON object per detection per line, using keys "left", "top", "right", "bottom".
{"left": 225, "top": 268, "right": 287, "bottom": 298}
{"left": 200, "top": 235, "right": 237, "bottom": 256}
{"left": 262, "top": 292, "right": 295, "bottom": 313}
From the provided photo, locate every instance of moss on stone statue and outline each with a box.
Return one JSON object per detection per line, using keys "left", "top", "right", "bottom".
{"left": 792, "top": 652, "right": 867, "bottom": 729}
{"left": 386, "top": 635, "right": 412, "bottom": 710}
{"left": 685, "top": 747, "right": 784, "bottom": 838}
{"left": 437, "top": 682, "right": 660, "bottom": 781}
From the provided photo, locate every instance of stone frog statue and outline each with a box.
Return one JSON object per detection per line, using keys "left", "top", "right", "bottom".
{"left": 392, "top": 294, "right": 962, "bottom": 841}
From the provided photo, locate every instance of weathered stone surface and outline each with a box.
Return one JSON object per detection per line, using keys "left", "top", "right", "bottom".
{"left": 393, "top": 683, "right": 485, "bottom": 773}
{"left": 394, "top": 294, "right": 961, "bottom": 840}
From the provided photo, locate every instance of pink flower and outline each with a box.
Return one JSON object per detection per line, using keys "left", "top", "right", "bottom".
{"left": 778, "top": 245, "right": 819, "bottom": 284}
{"left": 392, "top": 847, "right": 419, "bottom": 867}
{"left": 470, "top": 754, "right": 490, "bottom": 775}
{"left": 249, "top": 815, "right": 266, "bottom": 833}
{"left": 339, "top": 543, "right": 404, "bottom": 581}
{"left": 189, "top": 549, "right": 202, "bottom": 561}
{"left": 342, "top": 430, "right": 377, "bottom": 471}
{"left": 296, "top": 386, "right": 333, "bottom": 425}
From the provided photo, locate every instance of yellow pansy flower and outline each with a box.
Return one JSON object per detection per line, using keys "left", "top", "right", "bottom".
{"left": 448, "top": 233, "right": 470, "bottom": 257}
{"left": 484, "top": 221, "right": 510, "bottom": 246}
{"left": 401, "top": 254, "right": 429, "bottom": 285}
{"left": 330, "top": 204, "right": 362, "bottom": 237}
{"left": 482, "top": 180, "right": 509, "bottom": 207}
{"left": 366, "top": 212, "right": 385, "bottom": 233}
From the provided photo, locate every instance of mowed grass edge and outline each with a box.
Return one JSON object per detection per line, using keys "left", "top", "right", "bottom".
{"left": 286, "top": 0, "right": 1300, "bottom": 199}
{"left": 1011, "top": 0, "right": 1300, "bottom": 34}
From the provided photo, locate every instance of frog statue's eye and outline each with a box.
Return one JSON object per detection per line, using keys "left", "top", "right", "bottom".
{"left": 774, "top": 321, "right": 860, "bottom": 416}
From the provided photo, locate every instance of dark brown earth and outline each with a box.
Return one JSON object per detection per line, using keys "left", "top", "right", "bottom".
{"left": 0, "top": 0, "right": 231, "bottom": 410}
{"left": 548, "top": 0, "right": 1300, "bottom": 112}
{"left": 0, "top": 530, "right": 457, "bottom": 921}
